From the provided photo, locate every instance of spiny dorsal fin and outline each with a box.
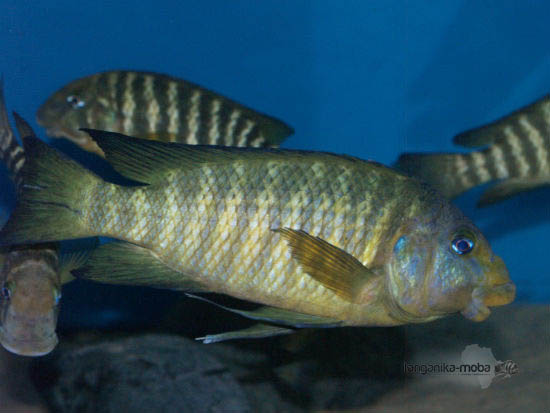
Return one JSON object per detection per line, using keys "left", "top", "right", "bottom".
{"left": 185, "top": 293, "right": 341, "bottom": 328}
{"left": 454, "top": 95, "right": 550, "bottom": 147}
{"left": 274, "top": 228, "right": 381, "bottom": 303}
{"left": 12, "top": 112, "right": 36, "bottom": 140}
{"left": 73, "top": 241, "right": 206, "bottom": 292}
{"left": 81, "top": 128, "right": 370, "bottom": 185}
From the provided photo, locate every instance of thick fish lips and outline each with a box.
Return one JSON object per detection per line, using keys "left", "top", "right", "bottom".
{"left": 461, "top": 255, "right": 515, "bottom": 322}
{"left": 0, "top": 308, "right": 58, "bottom": 356}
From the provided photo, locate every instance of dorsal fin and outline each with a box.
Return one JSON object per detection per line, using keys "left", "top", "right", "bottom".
{"left": 453, "top": 95, "right": 550, "bottom": 147}
{"left": 12, "top": 112, "right": 36, "bottom": 140}
{"left": 81, "top": 128, "right": 368, "bottom": 185}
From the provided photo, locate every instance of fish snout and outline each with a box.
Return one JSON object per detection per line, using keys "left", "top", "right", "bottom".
{"left": 461, "top": 255, "right": 515, "bottom": 322}
{"left": 461, "top": 282, "right": 515, "bottom": 322}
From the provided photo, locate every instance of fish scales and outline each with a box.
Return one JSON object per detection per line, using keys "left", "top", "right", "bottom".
{"left": 1, "top": 131, "right": 516, "bottom": 332}
{"left": 82, "top": 157, "right": 414, "bottom": 323}
{"left": 37, "top": 70, "right": 294, "bottom": 156}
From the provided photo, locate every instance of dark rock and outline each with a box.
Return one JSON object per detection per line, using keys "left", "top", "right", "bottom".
{"left": 32, "top": 334, "right": 251, "bottom": 413}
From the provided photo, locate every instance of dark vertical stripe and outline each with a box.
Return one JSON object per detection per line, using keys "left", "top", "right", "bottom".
{"left": 522, "top": 116, "right": 547, "bottom": 175}
{"left": 232, "top": 115, "right": 249, "bottom": 147}
{"left": 480, "top": 147, "right": 499, "bottom": 181}
{"left": 197, "top": 90, "right": 214, "bottom": 145}
{"left": 177, "top": 81, "right": 193, "bottom": 142}
{"left": 154, "top": 74, "right": 170, "bottom": 137}
{"left": 500, "top": 132, "right": 520, "bottom": 178}
{"left": 245, "top": 124, "right": 262, "bottom": 147}
{"left": 216, "top": 100, "right": 232, "bottom": 145}
{"left": 115, "top": 71, "right": 128, "bottom": 126}
{"left": 513, "top": 120, "right": 537, "bottom": 176}
{"left": 463, "top": 153, "right": 483, "bottom": 186}
{"left": 131, "top": 74, "right": 147, "bottom": 137}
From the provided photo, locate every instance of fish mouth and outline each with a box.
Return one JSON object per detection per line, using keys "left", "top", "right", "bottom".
{"left": 0, "top": 325, "right": 58, "bottom": 356}
{"left": 43, "top": 124, "right": 85, "bottom": 142}
{"left": 39, "top": 124, "right": 104, "bottom": 156}
{"left": 461, "top": 281, "right": 516, "bottom": 322}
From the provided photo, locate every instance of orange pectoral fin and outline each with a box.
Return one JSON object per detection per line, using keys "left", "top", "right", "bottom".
{"left": 273, "top": 227, "right": 381, "bottom": 303}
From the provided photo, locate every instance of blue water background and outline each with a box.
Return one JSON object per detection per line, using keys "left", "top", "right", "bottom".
{"left": 0, "top": 1, "right": 548, "bottom": 329}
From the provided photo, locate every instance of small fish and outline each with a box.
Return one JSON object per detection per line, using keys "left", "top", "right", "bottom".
{"left": 0, "top": 82, "right": 64, "bottom": 356}
{"left": 0, "top": 130, "right": 515, "bottom": 342}
{"left": 36, "top": 70, "right": 294, "bottom": 156}
{"left": 396, "top": 96, "right": 550, "bottom": 206}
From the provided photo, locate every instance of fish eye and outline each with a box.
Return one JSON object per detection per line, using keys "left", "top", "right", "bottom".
{"left": 451, "top": 237, "right": 474, "bottom": 255}
{"left": 1, "top": 285, "right": 12, "bottom": 301}
{"left": 66, "top": 95, "right": 85, "bottom": 109}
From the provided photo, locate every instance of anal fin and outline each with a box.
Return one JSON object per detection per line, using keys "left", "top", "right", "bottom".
{"left": 478, "top": 177, "right": 550, "bottom": 206}
{"left": 186, "top": 293, "right": 341, "bottom": 328}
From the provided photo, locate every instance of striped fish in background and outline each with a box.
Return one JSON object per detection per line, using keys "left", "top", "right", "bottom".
{"left": 396, "top": 96, "right": 550, "bottom": 206}
{"left": 0, "top": 82, "right": 63, "bottom": 356}
{"left": 36, "top": 70, "right": 294, "bottom": 156}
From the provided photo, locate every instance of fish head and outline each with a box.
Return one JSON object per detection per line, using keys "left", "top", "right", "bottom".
{"left": 36, "top": 74, "right": 114, "bottom": 156}
{"left": 0, "top": 257, "right": 60, "bottom": 356}
{"left": 386, "top": 203, "right": 515, "bottom": 323}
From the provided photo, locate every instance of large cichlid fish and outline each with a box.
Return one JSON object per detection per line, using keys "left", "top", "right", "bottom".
{"left": 36, "top": 70, "right": 293, "bottom": 157}
{"left": 0, "top": 82, "right": 70, "bottom": 356}
{"left": 396, "top": 96, "right": 550, "bottom": 206}
{"left": 0, "top": 130, "right": 515, "bottom": 342}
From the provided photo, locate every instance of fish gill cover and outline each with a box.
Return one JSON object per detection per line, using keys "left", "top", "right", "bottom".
{"left": 0, "top": 1, "right": 548, "bottom": 335}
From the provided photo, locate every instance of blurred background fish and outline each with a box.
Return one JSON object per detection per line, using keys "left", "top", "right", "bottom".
{"left": 36, "top": 70, "right": 294, "bottom": 156}
{"left": 1, "top": 130, "right": 514, "bottom": 342}
{"left": 0, "top": 83, "right": 63, "bottom": 356}
{"left": 396, "top": 96, "right": 550, "bottom": 206}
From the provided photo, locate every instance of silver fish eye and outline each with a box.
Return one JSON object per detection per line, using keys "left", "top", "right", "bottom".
{"left": 66, "top": 95, "right": 85, "bottom": 109}
{"left": 451, "top": 237, "right": 474, "bottom": 255}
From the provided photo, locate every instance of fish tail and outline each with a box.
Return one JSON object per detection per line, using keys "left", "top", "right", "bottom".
{"left": 0, "top": 135, "right": 101, "bottom": 246}
{"left": 0, "top": 80, "right": 25, "bottom": 188}
{"left": 395, "top": 152, "right": 488, "bottom": 199}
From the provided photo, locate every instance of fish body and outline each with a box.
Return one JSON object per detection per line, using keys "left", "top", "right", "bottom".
{"left": 0, "top": 82, "right": 61, "bottom": 356}
{"left": 36, "top": 70, "right": 294, "bottom": 156}
{"left": 396, "top": 96, "right": 550, "bottom": 206}
{"left": 1, "top": 130, "right": 515, "bottom": 331}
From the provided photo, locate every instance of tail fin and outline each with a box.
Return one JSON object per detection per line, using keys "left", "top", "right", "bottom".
{"left": 0, "top": 80, "right": 25, "bottom": 188}
{"left": 394, "top": 152, "right": 473, "bottom": 199}
{"left": 0, "top": 135, "right": 101, "bottom": 246}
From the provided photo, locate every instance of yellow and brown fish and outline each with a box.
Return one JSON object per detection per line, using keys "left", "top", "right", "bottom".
{"left": 396, "top": 96, "right": 550, "bottom": 206}
{"left": 0, "top": 82, "right": 64, "bottom": 356}
{"left": 36, "top": 70, "right": 294, "bottom": 156}
{"left": 0, "top": 130, "right": 515, "bottom": 342}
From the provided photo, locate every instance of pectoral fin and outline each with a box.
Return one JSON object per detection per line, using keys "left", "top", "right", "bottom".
{"left": 196, "top": 323, "right": 295, "bottom": 344}
{"left": 274, "top": 228, "right": 381, "bottom": 303}
{"left": 478, "top": 177, "right": 550, "bottom": 206}
{"left": 185, "top": 293, "right": 341, "bottom": 328}
{"left": 73, "top": 242, "right": 205, "bottom": 291}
